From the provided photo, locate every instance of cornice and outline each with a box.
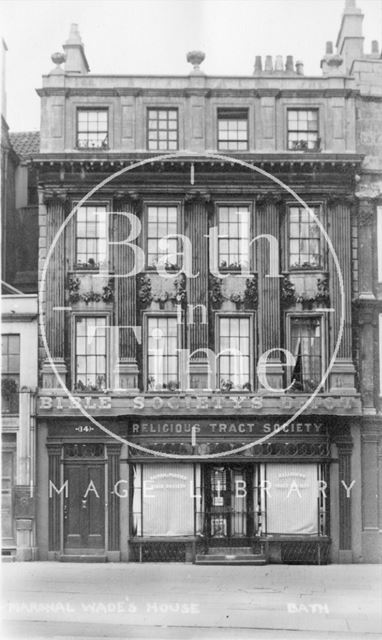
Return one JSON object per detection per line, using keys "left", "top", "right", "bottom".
{"left": 35, "top": 86, "right": 360, "bottom": 100}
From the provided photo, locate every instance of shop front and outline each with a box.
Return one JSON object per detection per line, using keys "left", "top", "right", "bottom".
{"left": 38, "top": 394, "right": 357, "bottom": 564}
{"left": 126, "top": 417, "right": 333, "bottom": 564}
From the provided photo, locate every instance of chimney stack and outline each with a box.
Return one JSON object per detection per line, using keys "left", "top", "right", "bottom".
{"left": 285, "top": 55, "right": 294, "bottom": 72}
{"left": 335, "top": 0, "right": 364, "bottom": 73}
{"left": 295, "top": 60, "right": 304, "bottom": 75}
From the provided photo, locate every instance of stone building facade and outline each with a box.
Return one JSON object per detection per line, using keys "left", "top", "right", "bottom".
{"left": 32, "top": 1, "right": 381, "bottom": 563}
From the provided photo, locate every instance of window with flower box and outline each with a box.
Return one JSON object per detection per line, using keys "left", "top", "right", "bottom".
{"left": 217, "top": 205, "right": 250, "bottom": 271}
{"left": 146, "top": 205, "right": 178, "bottom": 269}
{"left": 217, "top": 316, "right": 251, "bottom": 391}
{"left": 75, "top": 205, "right": 108, "bottom": 269}
{"left": 287, "top": 109, "right": 319, "bottom": 151}
{"left": 74, "top": 317, "right": 107, "bottom": 392}
{"left": 288, "top": 206, "right": 323, "bottom": 270}
{"left": 147, "top": 316, "right": 179, "bottom": 391}
{"left": 288, "top": 315, "right": 324, "bottom": 393}
{"left": 77, "top": 109, "right": 108, "bottom": 149}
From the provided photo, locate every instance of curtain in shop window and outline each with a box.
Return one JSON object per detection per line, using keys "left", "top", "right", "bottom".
{"left": 265, "top": 463, "right": 319, "bottom": 535}
{"left": 139, "top": 464, "right": 195, "bottom": 536}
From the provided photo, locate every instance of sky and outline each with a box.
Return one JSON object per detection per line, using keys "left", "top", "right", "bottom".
{"left": 1, "top": 0, "right": 382, "bottom": 132}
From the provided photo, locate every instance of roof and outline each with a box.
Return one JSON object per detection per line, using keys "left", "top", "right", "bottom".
{"left": 9, "top": 131, "right": 40, "bottom": 157}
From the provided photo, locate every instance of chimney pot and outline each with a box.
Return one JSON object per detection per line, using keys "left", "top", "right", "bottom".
{"left": 254, "top": 55, "right": 262, "bottom": 73}
{"left": 275, "top": 55, "right": 283, "bottom": 71}
{"left": 285, "top": 55, "right": 294, "bottom": 72}
{"left": 371, "top": 40, "right": 379, "bottom": 54}
{"left": 326, "top": 41, "right": 333, "bottom": 54}
{"left": 264, "top": 55, "right": 273, "bottom": 72}
{"left": 296, "top": 60, "right": 304, "bottom": 75}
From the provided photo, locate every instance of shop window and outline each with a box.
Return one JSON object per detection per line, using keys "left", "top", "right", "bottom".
{"left": 74, "top": 316, "right": 107, "bottom": 392}
{"left": 289, "top": 315, "right": 323, "bottom": 393}
{"left": 77, "top": 109, "right": 108, "bottom": 149}
{"left": 288, "top": 206, "right": 322, "bottom": 270}
{"left": 1, "top": 334, "right": 20, "bottom": 414}
{"left": 217, "top": 108, "right": 248, "bottom": 151}
{"left": 147, "top": 316, "right": 178, "bottom": 391}
{"left": 146, "top": 206, "right": 178, "bottom": 269}
{"left": 132, "top": 464, "right": 199, "bottom": 536}
{"left": 217, "top": 316, "right": 251, "bottom": 391}
{"left": 287, "top": 109, "right": 319, "bottom": 151}
{"left": 217, "top": 205, "right": 250, "bottom": 271}
{"left": 147, "top": 109, "right": 178, "bottom": 151}
{"left": 261, "top": 463, "right": 325, "bottom": 535}
{"left": 75, "top": 205, "right": 108, "bottom": 269}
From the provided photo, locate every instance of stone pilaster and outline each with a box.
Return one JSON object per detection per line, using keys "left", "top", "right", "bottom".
{"left": 185, "top": 193, "right": 210, "bottom": 390}
{"left": 358, "top": 302, "right": 378, "bottom": 414}
{"left": 256, "top": 196, "right": 283, "bottom": 391}
{"left": 47, "top": 444, "right": 62, "bottom": 554}
{"left": 107, "top": 443, "right": 121, "bottom": 559}
{"left": 328, "top": 198, "right": 356, "bottom": 392}
{"left": 112, "top": 195, "right": 139, "bottom": 390}
{"left": 41, "top": 192, "right": 68, "bottom": 388}
{"left": 335, "top": 431, "right": 353, "bottom": 560}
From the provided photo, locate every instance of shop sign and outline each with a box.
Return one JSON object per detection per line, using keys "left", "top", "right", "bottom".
{"left": 38, "top": 393, "right": 361, "bottom": 416}
{"left": 129, "top": 419, "right": 327, "bottom": 436}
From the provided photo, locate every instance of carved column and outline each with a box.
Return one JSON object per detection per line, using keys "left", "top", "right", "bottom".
{"left": 328, "top": 198, "right": 356, "bottom": 392}
{"left": 256, "top": 196, "right": 283, "bottom": 390}
{"left": 107, "top": 443, "right": 121, "bottom": 556}
{"left": 41, "top": 192, "right": 68, "bottom": 388}
{"left": 185, "top": 193, "right": 210, "bottom": 389}
{"left": 47, "top": 444, "right": 62, "bottom": 553}
{"left": 112, "top": 195, "right": 139, "bottom": 390}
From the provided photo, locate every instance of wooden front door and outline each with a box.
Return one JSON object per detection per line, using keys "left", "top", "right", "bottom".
{"left": 64, "top": 459, "right": 105, "bottom": 551}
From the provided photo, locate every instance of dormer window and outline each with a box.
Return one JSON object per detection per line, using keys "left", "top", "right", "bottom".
{"left": 287, "top": 109, "right": 319, "bottom": 151}
{"left": 77, "top": 109, "right": 108, "bottom": 149}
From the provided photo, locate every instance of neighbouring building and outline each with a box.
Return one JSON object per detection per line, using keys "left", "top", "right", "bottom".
{"left": 1, "top": 40, "right": 39, "bottom": 561}
{"left": 32, "top": 0, "right": 381, "bottom": 564}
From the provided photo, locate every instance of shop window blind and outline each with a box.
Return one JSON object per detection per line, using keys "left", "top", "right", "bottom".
{"left": 134, "top": 464, "right": 195, "bottom": 536}
{"left": 264, "top": 463, "right": 319, "bottom": 535}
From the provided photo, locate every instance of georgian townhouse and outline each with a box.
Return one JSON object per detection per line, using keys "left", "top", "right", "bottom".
{"left": 33, "top": 1, "right": 381, "bottom": 564}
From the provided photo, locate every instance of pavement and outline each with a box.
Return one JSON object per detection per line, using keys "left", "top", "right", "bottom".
{"left": 1, "top": 562, "right": 382, "bottom": 640}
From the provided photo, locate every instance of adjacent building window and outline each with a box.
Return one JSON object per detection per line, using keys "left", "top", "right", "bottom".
{"left": 218, "top": 205, "right": 250, "bottom": 270}
{"left": 146, "top": 205, "right": 178, "bottom": 268}
{"left": 288, "top": 206, "right": 322, "bottom": 269}
{"left": 74, "top": 317, "right": 107, "bottom": 391}
{"left": 217, "top": 109, "right": 248, "bottom": 151}
{"left": 379, "top": 314, "right": 382, "bottom": 396}
{"left": 287, "top": 109, "right": 319, "bottom": 151}
{"left": 77, "top": 109, "right": 108, "bottom": 149}
{"left": 378, "top": 206, "right": 382, "bottom": 283}
{"left": 289, "top": 316, "right": 323, "bottom": 393}
{"left": 1, "top": 335, "right": 20, "bottom": 413}
{"left": 147, "top": 109, "right": 178, "bottom": 151}
{"left": 147, "top": 316, "right": 178, "bottom": 391}
{"left": 218, "top": 316, "right": 251, "bottom": 391}
{"left": 75, "top": 205, "right": 108, "bottom": 268}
